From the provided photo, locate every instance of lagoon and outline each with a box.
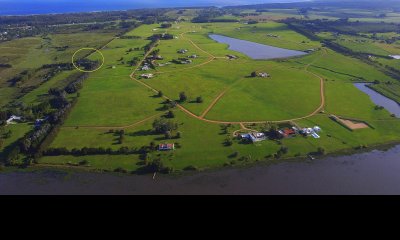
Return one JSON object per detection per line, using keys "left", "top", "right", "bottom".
{"left": 209, "top": 34, "right": 307, "bottom": 60}
{"left": 354, "top": 83, "right": 400, "bottom": 117}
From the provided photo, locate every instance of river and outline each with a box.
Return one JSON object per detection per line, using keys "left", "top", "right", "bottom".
{"left": 209, "top": 34, "right": 307, "bottom": 60}
{"left": 1, "top": 144, "right": 400, "bottom": 195}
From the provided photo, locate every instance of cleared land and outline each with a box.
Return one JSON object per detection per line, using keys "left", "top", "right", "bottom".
{"left": 2, "top": 15, "right": 400, "bottom": 173}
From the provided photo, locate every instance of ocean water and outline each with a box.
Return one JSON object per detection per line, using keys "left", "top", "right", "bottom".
{"left": 0, "top": 0, "right": 301, "bottom": 16}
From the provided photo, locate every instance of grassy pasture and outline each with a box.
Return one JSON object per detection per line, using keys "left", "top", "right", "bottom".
{"left": 29, "top": 20, "right": 400, "bottom": 173}
{"left": 205, "top": 63, "right": 321, "bottom": 121}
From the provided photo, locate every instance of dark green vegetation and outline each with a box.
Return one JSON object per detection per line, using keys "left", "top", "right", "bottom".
{"left": 2, "top": 1, "right": 400, "bottom": 174}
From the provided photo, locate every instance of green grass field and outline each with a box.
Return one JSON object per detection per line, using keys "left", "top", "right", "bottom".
{"left": 2, "top": 16, "right": 400, "bottom": 174}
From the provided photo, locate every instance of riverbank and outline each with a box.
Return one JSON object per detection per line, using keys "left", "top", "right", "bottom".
{"left": 3, "top": 139, "right": 400, "bottom": 178}
{"left": 2, "top": 143, "right": 400, "bottom": 194}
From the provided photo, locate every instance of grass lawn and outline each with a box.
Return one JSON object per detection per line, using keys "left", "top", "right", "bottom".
{"left": 33, "top": 21, "right": 400, "bottom": 173}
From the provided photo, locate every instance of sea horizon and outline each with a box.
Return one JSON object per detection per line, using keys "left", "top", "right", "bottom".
{"left": 0, "top": 0, "right": 306, "bottom": 16}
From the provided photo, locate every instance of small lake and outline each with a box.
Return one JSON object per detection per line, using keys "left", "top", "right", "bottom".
{"left": 2, "top": 144, "right": 400, "bottom": 194}
{"left": 209, "top": 34, "right": 308, "bottom": 60}
{"left": 354, "top": 83, "right": 400, "bottom": 117}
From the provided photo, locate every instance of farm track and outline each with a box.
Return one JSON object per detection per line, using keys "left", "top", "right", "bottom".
{"left": 66, "top": 29, "right": 330, "bottom": 130}
{"left": 128, "top": 32, "right": 330, "bottom": 126}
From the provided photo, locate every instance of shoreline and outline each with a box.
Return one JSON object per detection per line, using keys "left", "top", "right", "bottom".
{"left": 3, "top": 140, "right": 400, "bottom": 178}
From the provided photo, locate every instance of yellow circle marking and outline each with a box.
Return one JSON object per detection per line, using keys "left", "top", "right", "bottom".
{"left": 72, "top": 48, "right": 105, "bottom": 73}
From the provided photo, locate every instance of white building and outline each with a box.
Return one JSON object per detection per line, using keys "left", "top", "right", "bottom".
{"left": 6, "top": 115, "right": 22, "bottom": 125}
{"left": 141, "top": 73, "right": 154, "bottom": 79}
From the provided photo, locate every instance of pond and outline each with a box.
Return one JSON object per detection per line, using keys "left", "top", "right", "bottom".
{"left": 354, "top": 83, "right": 400, "bottom": 117}
{"left": 2, "top": 144, "right": 400, "bottom": 194}
{"left": 209, "top": 34, "right": 308, "bottom": 60}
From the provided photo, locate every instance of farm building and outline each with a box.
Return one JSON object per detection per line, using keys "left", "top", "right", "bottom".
{"left": 241, "top": 132, "right": 266, "bottom": 143}
{"left": 389, "top": 55, "right": 400, "bottom": 60}
{"left": 258, "top": 72, "right": 270, "bottom": 78}
{"left": 177, "top": 49, "right": 188, "bottom": 54}
{"left": 279, "top": 128, "right": 296, "bottom": 138}
{"left": 159, "top": 143, "right": 175, "bottom": 151}
{"left": 141, "top": 73, "right": 154, "bottom": 79}
{"left": 300, "top": 126, "right": 322, "bottom": 139}
{"left": 141, "top": 65, "right": 150, "bottom": 71}
{"left": 181, "top": 59, "right": 192, "bottom": 64}
{"left": 6, "top": 115, "right": 21, "bottom": 125}
{"left": 227, "top": 54, "right": 238, "bottom": 60}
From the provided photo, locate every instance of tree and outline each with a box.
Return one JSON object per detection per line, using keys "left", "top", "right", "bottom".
{"left": 161, "top": 23, "right": 172, "bottom": 28}
{"left": 176, "top": 131, "right": 182, "bottom": 139}
{"left": 196, "top": 96, "right": 203, "bottom": 103}
{"left": 279, "top": 146, "right": 288, "bottom": 154}
{"left": 157, "top": 91, "right": 163, "bottom": 97}
{"left": 166, "top": 111, "right": 175, "bottom": 118}
{"left": 118, "top": 134, "right": 125, "bottom": 144}
{"left": 165, "top": 131, "right": 172, "bottom": 139}
{"left": 152, "top": 118, "right": 178, "bottom": 134}
{"left": 179, "top": 91, "right": 187, "bottom": 102}
{"left": 149, "top": 141, "right": 157, "bottom": 151}
{"left": 225, "top": 138, "right": 233, "bottom": 146}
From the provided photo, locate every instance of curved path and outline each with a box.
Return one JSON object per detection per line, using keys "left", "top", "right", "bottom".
{"left": 69, "top": 31, "right": 328, "bottom": 130}
{"left": 129, "top": 33, "right": 327, "bottom": 126}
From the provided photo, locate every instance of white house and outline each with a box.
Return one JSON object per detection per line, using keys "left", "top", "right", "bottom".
{"left": 241, "top": 132, "right": 266, "bottom": 143}
{"left": 258, "top": 72, "right": 270, "bottom": 78}
{"left": 141, "top": 73, "right": 154, "bottom": 79}
{"left": 141, "top": 65, "right": 150, "bottom": 71}
{"left": 6, "top": 115, "right": 22, "bottom": 125}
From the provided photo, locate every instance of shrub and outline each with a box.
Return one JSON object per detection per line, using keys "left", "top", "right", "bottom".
{"left": 179, "top": 92, "right": 187, "bottom": 102}
{"left": 79, "top": 160, "right": 89, "bottom": 166}
{"left": 317, "top": 147, "right": 326, "bottom": 155}
{"left": 184, "top": 165, "right": 198, "bottom": 171}
{"left": 176, "top": 131, "right": 182, "bottom": 139}
{"left": 224, "top": 138, "right": 233, "bottom": 146}
{"left": 166, "top": 110, "right": 175, "bottom": 118}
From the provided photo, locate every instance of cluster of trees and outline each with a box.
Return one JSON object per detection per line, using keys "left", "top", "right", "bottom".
{"left": 5, "top": 98, "right": 77, "bottom": 166}
{"left": 148, "top": 33, "right": 174, "bottom": 41}
{"left": 152, "top": 118, "right": 178, "bottom": 135}
{"left": 44, "top": 146, "right": 136, "bottom": 156}
{"left": 160, "top": 23, "right": 172, "bottom": 28}
{"left": 75, "top": 59, "right": 100, "bottom": 71}
{"left": 274, "top": 146, "right": 289, "bottom": 159}
{"left": 247, "top": 20, "right": 259, "bottom": 25}
{"left": 119, "top": 20, "right": 139, "bottom": 29}
{"left": 7, "top": 69, "right": 34, "bottom": 87}
{"left": 119, "top": 35, "right": 141, "bottom": 39}
{"left": 65, "top": 73, "right": 88, "bottom": 94}
{"left": 144, "top": 37, "right": 159, "bottom": 53}
{"left": 161, "top": 99, "right": 177, "bottom": 111}
{"left": 127, "top": 56, "right": 141, "bottom": 67}
{"left": 191, "top": 8, "right": 226, "bottom": 23}
{"left": 41, "top": 63, "right": 74, "bottom": 70}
